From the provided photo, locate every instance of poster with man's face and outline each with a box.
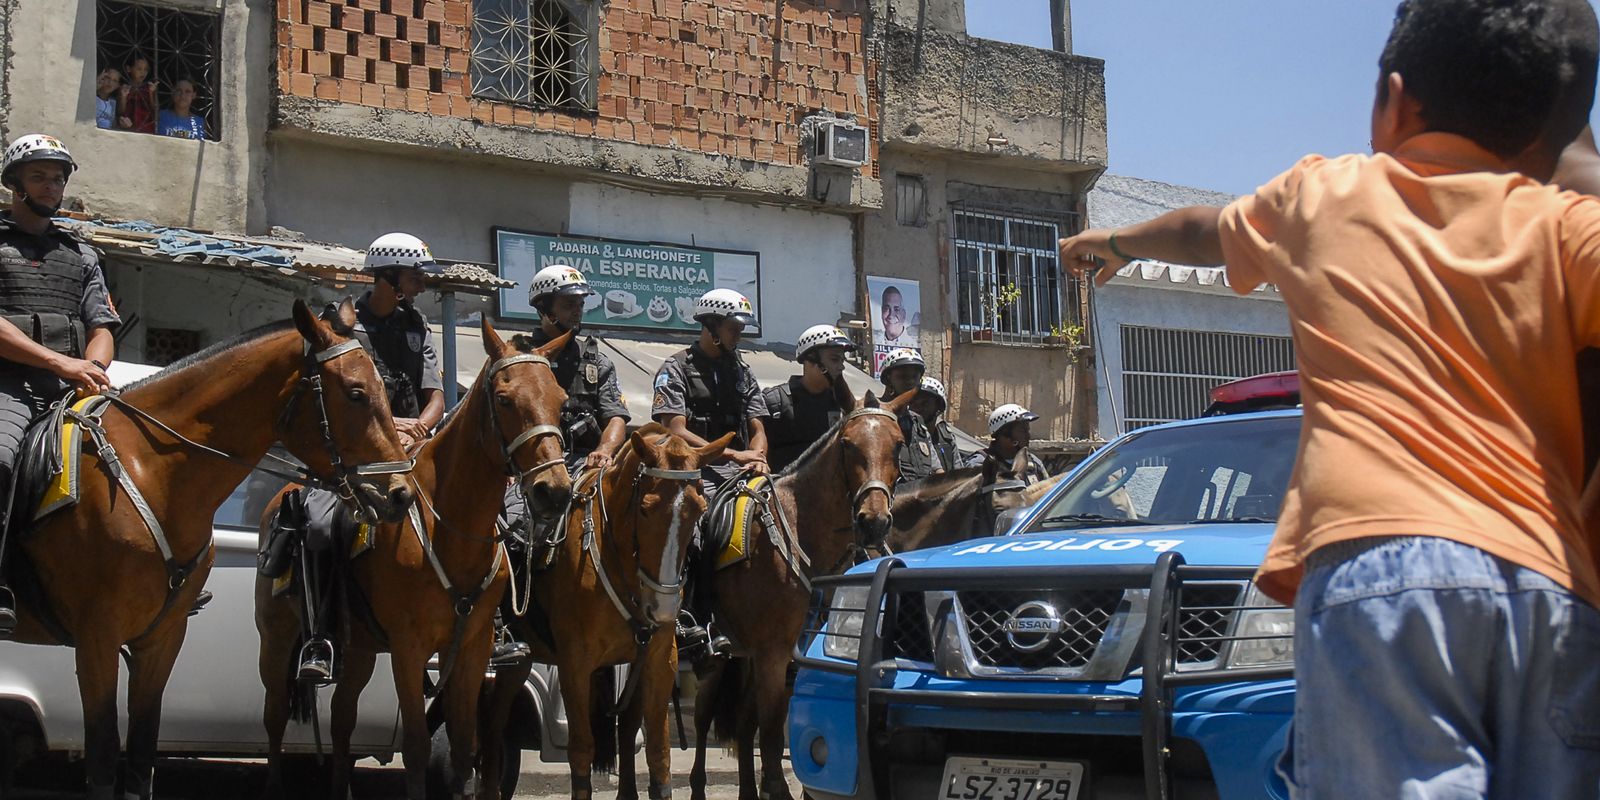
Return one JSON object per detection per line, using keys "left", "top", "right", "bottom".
{"left": 867, "top": 275, "right": 921, "bottom": 375}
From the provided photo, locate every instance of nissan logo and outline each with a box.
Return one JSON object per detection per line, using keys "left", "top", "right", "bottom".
{"left": 1002, "top": 601, "right": 1063, "bottom": 653}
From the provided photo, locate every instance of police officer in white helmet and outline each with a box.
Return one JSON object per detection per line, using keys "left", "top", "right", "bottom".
{"left": 879, "top": 347, "right": 942, "bottom": 484}
{"left": 763, "top": 324, "right": 854, "bottom": 472}
{"left": 963, "top": 403, "right": 1051, "bottom": 484}
{"left": 910, "top": 376, "right": 960, "bottom": 473}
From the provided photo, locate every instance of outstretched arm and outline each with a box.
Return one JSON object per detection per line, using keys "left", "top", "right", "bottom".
{"left": 1057, "top": 206, "right": 1227, "bottom": 286}
{"left": 1553, "top": 125, "right": 1600, "bottom": 196}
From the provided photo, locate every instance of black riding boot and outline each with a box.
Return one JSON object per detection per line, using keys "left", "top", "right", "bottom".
{"left": 675, "top": 528, "right": 730, "bottom": 664}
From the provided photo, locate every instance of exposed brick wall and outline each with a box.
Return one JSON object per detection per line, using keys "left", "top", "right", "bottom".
{"left": 274, "top": 0, "right": 876, "bottom": 169}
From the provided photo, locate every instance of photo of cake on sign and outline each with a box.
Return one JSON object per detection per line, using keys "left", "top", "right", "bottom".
{"left": 604, "top": 290, "right": 643, "bottom": 319}
{"left": 646, "top": 296, "right": 673, "bottom": 323}
{"left": 675, "top": 296, "right": 696, "bottom": 325}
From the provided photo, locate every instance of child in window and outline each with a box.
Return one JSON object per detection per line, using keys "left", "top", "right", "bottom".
{"left": 94, "top": 68, "right": 121, "bottom": 130}
{"left": 157, "top": 79, "right": 207, "bottom": 140}
{"left": 116, "top": 55, "right": 156, "bottom": 133}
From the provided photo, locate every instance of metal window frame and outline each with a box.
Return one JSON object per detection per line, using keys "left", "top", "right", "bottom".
{"left": 1120, "top": 325, "right": 1296, "bottom": 429}
{"left": 470, "top": 0, "right": 599, "bottom": 111}
{"left": 894, "top": 173, "right": 928, "bottom": 227}
{"left": 951, "top": 208, "right": 1075, "bottom": 344}
{"left": 94, "top": 0, "right": 224, "bottom": 140}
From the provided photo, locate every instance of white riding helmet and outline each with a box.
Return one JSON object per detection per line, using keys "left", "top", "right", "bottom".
{"left": 879, "top": 347, "right": 925, "bottom": 383}
{"left": 918, "top": 376, "right": 948, "bottom": 408}
{"left": 529, "top": 264, "right": 595, "bottom": 306}
{"left": 364, "top": 232, "right": 443, "bottom": 275}
{"left": 693, "top": 288, "right": 758, "bottom": 330}
{"left": 795, "top": 324, "right": 855, "bottom": 361}
{"left": 988, "top": 403, "right": 1040, "bottom": 435}
{"left": 2, "top": 134, "right": 76, "bottom": 189}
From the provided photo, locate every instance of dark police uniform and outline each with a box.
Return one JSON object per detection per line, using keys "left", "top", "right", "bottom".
{"left": 0, "top": 213, "right": 119, "bottom": 497}
{"left": 347, "top": 291, "right": 442, "bottom": 418}
{"left": 962, "top": 446, "right": 1051, "bottom": 485}
{"left": 524, "top": 329, "right": 629, "bottom": 469}
{"left": 885, "top": 389, "right": 940, "bottom": 484}
{"left": 928, "top": 418, "right": 961, "bottom": 473}
{"left": 761, "top": 376, "right": 844, "bottom": 472}
{"left": 651, "top": 343, "right": 767, "bottom": 493}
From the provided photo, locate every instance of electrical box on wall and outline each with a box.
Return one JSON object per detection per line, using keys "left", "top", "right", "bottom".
{"left": 812, "top": 120, "right": 868, "bottom": 168}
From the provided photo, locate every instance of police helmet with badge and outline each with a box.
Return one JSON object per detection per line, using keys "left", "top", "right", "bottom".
{"left": 795, "top": 324, "right": 855, "bottom": 364}
{"left": 3, "top": 134, "right": 78, "bottom": 219}
{"left": 529, "top": 264, "right": 596, "bottom": 334}
{"left": 364, "top": 232, "right": 444, "bottom": 305}
{"left": 988, "top": 403, "right": 1040, "bottom": 437}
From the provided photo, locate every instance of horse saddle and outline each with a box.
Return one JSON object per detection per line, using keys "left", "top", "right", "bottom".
{"left": 703, "top": 474, "right": 770, "bottom": 572}
{"left": 260, "top": 487, "right": 375, "bottom": 595}
{"left": 11, "top": 393, "right": 109, "bottom": 538}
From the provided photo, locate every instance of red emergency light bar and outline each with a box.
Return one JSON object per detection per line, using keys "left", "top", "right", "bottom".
{"left": 1208, "top": 371, "right": 1300, "bottom": 407}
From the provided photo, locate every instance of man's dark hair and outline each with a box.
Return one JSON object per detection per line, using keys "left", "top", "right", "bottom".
{"left": 1378, "top": 0, "right": 1599, "bottom": 158}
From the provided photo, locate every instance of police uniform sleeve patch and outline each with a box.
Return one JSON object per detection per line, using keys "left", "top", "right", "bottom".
{"left": 654, "top": 371, "right": 671, "bottom": 390}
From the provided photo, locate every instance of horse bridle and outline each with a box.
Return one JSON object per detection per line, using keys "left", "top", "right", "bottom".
{"left": 482, "top": 352, "right": 569, "bottom": 487}
{"left": 841, "top": 406, "right": 900, "bottom": 551}
{"left": 584, "top": 454, "right": 702, "bottom": 642}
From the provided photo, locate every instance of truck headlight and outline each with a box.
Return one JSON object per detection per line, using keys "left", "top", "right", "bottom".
{"left": 1224, "top": 585, "right": 1295, "bottom": 669}
{"left": 823, "top": 585, "right": 870, "bottom": 661}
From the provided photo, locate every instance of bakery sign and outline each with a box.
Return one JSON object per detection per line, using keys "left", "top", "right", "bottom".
{"left": 493, "top": 228, "right": 761, "bottom": 333}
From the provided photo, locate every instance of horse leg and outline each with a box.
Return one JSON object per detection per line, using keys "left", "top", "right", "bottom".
{"left": 123, "top": 621, "right": 190, "bottom": 800}
{"left": 329, "top": 646, "right": 378, "bottom": 800}
{"left": 73, "top": 637, "right": 123, "bottom": 800}
{"left": 559, "top": 662, "right": 597, "bottom": 800}
{"left": 735, "top": 694, "right": 758, "bottom": 800}
{"left": 477, "top": 653, "right": 534, "bottom": 800}
{"left": 688, "top": 659, "right": 724, "bottom": 800}
{"left": 391, "top": 644, "right": 434, "bottom": 800}
{"left": 615, "top": 673, "right": 643, "bottom": 800}
{"left": 441, "top": 629, "right": 493, "bottom": 800}
{"left": 258, "top": 600, "right": 301, "bottom": 800}
{"left": 751, "top": 652, "right": 795, "bottom": 800}
{"left": 637, "top": 632, "right": 679, "bottom": 800}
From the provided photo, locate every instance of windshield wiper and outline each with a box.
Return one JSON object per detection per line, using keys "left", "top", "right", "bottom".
{"left": 1188, "top": 516, "right": 1277, "bottom": 524}
{"left": 1037, "top": 514, "right": 1160, "bottom": 529}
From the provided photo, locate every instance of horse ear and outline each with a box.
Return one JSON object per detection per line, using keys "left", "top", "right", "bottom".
{"left": 537, "top": 328, "right": 575, "bottom": 360}
{"left": 882, "top": 390, "right": 914, "bottom": 415}
{"left": 982, "top": 452, "right": 1001, "bottom": 483}
{"left": 320, "top": 297, "right": 357, "bottom": 336}
{"left": 863, "top": 390, "right": 880, "bottom": 409}
{"left": 695, "top": 431, "right": 736, "bottom": 465}
{"left": 293, "top": 298, "right": 334, "bottom": 348}
{"left": 629, "top": 428, "right": 661, "bottom": 467}
{"left": 481, "top": 318, "right": 507, "bottom": 361}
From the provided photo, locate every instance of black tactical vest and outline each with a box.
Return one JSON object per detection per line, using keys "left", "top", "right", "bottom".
{"left": 0, "top": 220, "right": 91, "bottom": 358}
{"left": 679, "top": 345, "right": 751, "bottom": 448}
{"left": 347, "top": 298, "right": 427, "bottom": 418}
{"left": 891, "top": 396, "right": 940, "bottom": 483}
{"left": 532, "top": 332, "right": 608, "bottom": 454}
{"left": 765, "top": 377, "right": 844, "bottom": 471}
{"left": 930, "top": 419, "right": 960, "bottom": 473}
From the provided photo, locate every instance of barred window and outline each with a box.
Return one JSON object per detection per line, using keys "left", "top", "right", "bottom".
{"left": 471, "top": 0, "right": 598, "bottom": 111}
{"left": 896, "top": 174, "right": 927, "bottom": 227}
{"left": 1120, "top": 325, "right": 1297, "bottom": 429}
{"left": 95, "top": 1, "right": 222, "bottom": 139}
{"left": 954, "top": 209, "right": 1078, "bottom": 343}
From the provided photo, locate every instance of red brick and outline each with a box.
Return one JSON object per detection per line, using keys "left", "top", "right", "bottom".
{"left": 339, "top": 55, "right": 369, "bottom": 79}
{"left": 338, "top": 9, "right": 366, "bottom": 32}
{"left": 324, "top": 30, "right": 350, "bottom": 55}
{"left": 356, "top": 0, "right": 384, "bottom": 10}
{"left": 421, "top": 0, "right": 445, "bottom": 22}
{"left": 306, "top": 50, "right": 334, "bottom": 75}
{"left": 368, "top": 13, "right": 394, "bottom": 37}
{"left": 424, "top": 92, "right": 447, "bottom": 115}
{"left": 289, "top": 71, "right": 316, "bottom": 96}
{"left": 420, "top": 44, "right": 445, "bottom": 69}
{"left": 596, "top": 118, "right": 615, "bottom": 138}
{"left": 360, "top": 82, "right": 384, "bottom": 106}
{"left": 448, "top": 93, "right": 470, "bottom": 117}
{"left": 489, "top": 103, "right": 511, "bottom": 125}
{"left": 337, "top": 78, "right": 363, "bottom": 103}
{"left": 440, "top": 72, "right": 465, "bottom": 95}
{"left": 402, "top": 87, "right": 426, "bottom": 113}
{"left": 372, "top": 60, "right": 401, "bottom": 85}
{"left": 407, "top": 65, "right": 430, "bottom": 87}
{"left": 288, "top": 22, "right": 317, "bottom": 50}
{"left": 306, "top": 1, "right": 333, "bottom": 27}
{"left": 314, "top": 76, "right": 339, "bottom": 99}
{"left": 352, "top": 33, "right": 380, "bottom": 59}
{"left": 443, "top": 1, "right": 467, "bottom": 26}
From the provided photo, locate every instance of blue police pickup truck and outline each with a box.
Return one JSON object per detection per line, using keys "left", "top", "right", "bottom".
{"left": 788, "top": 374, "right": 1302, "bottom": 800}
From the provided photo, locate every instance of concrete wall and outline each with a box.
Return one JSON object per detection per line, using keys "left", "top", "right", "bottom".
{"left": 1092, "top": 281, "right": 1290, "bottom": 438}
{"left": 569, "top": 182, "right": 856, "bottom": 347}
{"left": 4, "top": 0, "right": 273, "bottom": 232}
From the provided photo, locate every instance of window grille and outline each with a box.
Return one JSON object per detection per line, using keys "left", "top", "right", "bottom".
{"left": 895, "top": 174, "right": 927, "bottom": 227}
{"left": 144, "top": 327, "right": 200, "bottom": 367}
{"left": 471, "top": 0, "right": 598, "bottom": 111}
{"left": 954, "top": 209, "right": 1079, "bottom": 343}
{"left": 1120, "top": 325, "right": 1296, "bottom": 429}
{"left": 95, "top": 1, "right": 223, "bottom": 139}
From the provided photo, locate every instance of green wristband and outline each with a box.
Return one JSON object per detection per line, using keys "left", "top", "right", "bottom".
{"left": 1108, "top": 231, "right": 1136, "bottom": 261}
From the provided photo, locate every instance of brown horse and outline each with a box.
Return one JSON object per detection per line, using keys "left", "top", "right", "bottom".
{"left": 688, "top": 391, "right": 909, "bottom": 800}
{"left": 256, "top": 321, "right": 576, "bottom": 800}
{"left": 886, "top": 448, "right": 1045, "bottom": 552}
{"left": 6, "top": 299, "right": 413, "bottom": 800}
{"left": 478, "top": 424, "right": 731, "bottom": 800}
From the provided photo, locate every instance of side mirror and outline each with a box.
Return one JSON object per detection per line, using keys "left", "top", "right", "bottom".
{"left": 994, "top": 507, "right": 1026, "bottom": 535}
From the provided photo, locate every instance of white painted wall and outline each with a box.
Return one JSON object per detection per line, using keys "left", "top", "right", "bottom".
{"left": 568, "top": 183, "right": 857, "bottom": 346}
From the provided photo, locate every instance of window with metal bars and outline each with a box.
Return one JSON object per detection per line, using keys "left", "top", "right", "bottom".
{"left": 953, "top": 209, "right": 1079, "bottom": 343}
{"left": 1120, "top": 325, "right": 1296, "bottom": 429}
{"left": 895, "top": 174, "right": 927, "bottom": 227}
{"left": 95, "top": 1, "right": 222, "bottom": 139}
{"left": 471, "top": 0, "right": 598, "bottom": 111}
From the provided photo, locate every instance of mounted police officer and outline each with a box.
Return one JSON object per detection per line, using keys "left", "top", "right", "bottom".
{"left": 286, "top": 232, "right": 443, "bottom": 681}
{"left": 911, "top": 376, "right": 961, "bottom": 473}
{"left": 963, "top": 403, "right": 1051, "bottom": 484}
{"left": 653, "top": 288, "right": 767, "bottom": 656}
{"left": 879, "top": 348, "right": 941, "bottom": 484}
{"left": 0, "top": 134, "right": 120, "bottom": 635}
{"left": 498, "top": 265, "right": 629, "bottom": 574}
{"left": 762, "top": 324, "right": 854, "bottom": 472}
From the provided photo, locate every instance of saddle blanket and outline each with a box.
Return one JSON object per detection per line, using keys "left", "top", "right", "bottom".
{"left": 714, "top": 475, "right": 768, "bottom": 571}
{"left": 34, "top": 394, "right": 111, "bottom": 521}
{"left": 269, "top": 506, "right": 378, "bottom": 597}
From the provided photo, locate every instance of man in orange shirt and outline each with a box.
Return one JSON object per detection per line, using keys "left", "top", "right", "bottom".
{"left": 1060, "top": 1, "right": 1600, "bottom": 795}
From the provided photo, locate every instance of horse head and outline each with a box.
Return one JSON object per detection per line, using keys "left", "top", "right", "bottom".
{"left": 978, "top": 447, "right": 1033, "bottom": 534}
{"left": 627, "top": 425, "right": 732, "bottom": 627}
{"left": 488, "top": 321, "right": 575, "bottom": 520}
{"left": 288, "top": 298, "right": 414, "bottom": 523}
{"left": 843, "top": 390, "right": 912, "bottom": 550}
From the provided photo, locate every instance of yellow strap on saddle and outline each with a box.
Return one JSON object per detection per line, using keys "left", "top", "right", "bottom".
{"left": 36, "top": 394, "right": 110, "bottom": 521}
{"left": 716, "top": 475, "right": 768, "bottom": 570}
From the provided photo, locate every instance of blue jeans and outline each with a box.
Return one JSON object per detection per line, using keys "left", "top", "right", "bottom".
{"left": 1279, "top": 536, "right": 1600, "bottom": 799}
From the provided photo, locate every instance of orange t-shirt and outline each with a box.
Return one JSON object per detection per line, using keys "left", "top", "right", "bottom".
{"left": 1219, "top": 132, "right": 1600, "bottom": 607}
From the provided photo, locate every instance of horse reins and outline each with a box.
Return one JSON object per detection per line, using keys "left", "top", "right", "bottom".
{"left": 581, "top": 456, "right": 701, "bottom": 643}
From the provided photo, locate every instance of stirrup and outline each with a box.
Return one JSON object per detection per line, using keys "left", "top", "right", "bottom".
{"left": 297, "top": 637, "right": 336, "bottom": 684}
{"left": 489, "top": 639, "right": 532, "bottom": 670}
{"left": 0, "top": 585, "right": 16, "bottom": 639}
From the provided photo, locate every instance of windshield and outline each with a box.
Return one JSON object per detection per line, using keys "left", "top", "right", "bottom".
{"left": 1029, "top": 415, "right": 1301, "bottom": 530}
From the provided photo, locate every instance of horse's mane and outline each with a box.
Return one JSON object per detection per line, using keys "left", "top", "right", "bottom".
{"left": 896, "top": 466, "right": 985, "bottom": 499}
{"left": 123, "top": 319, "right": 297, "bottom": 391}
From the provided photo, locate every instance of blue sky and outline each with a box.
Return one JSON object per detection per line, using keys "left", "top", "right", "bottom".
{"left": 966, "top": 0, "right": 1600, "bottom": 195}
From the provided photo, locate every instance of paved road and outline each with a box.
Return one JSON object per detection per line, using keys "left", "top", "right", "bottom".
{"left": 7, "top": 747, "right": 802, "bottom": 799}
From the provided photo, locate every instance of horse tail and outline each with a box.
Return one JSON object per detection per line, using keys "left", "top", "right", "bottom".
{"left": 590, "top": 668, "right": 618, "bottom": 775}
{"left": 706, "top": 657, "right": 745, "bottom": 747}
